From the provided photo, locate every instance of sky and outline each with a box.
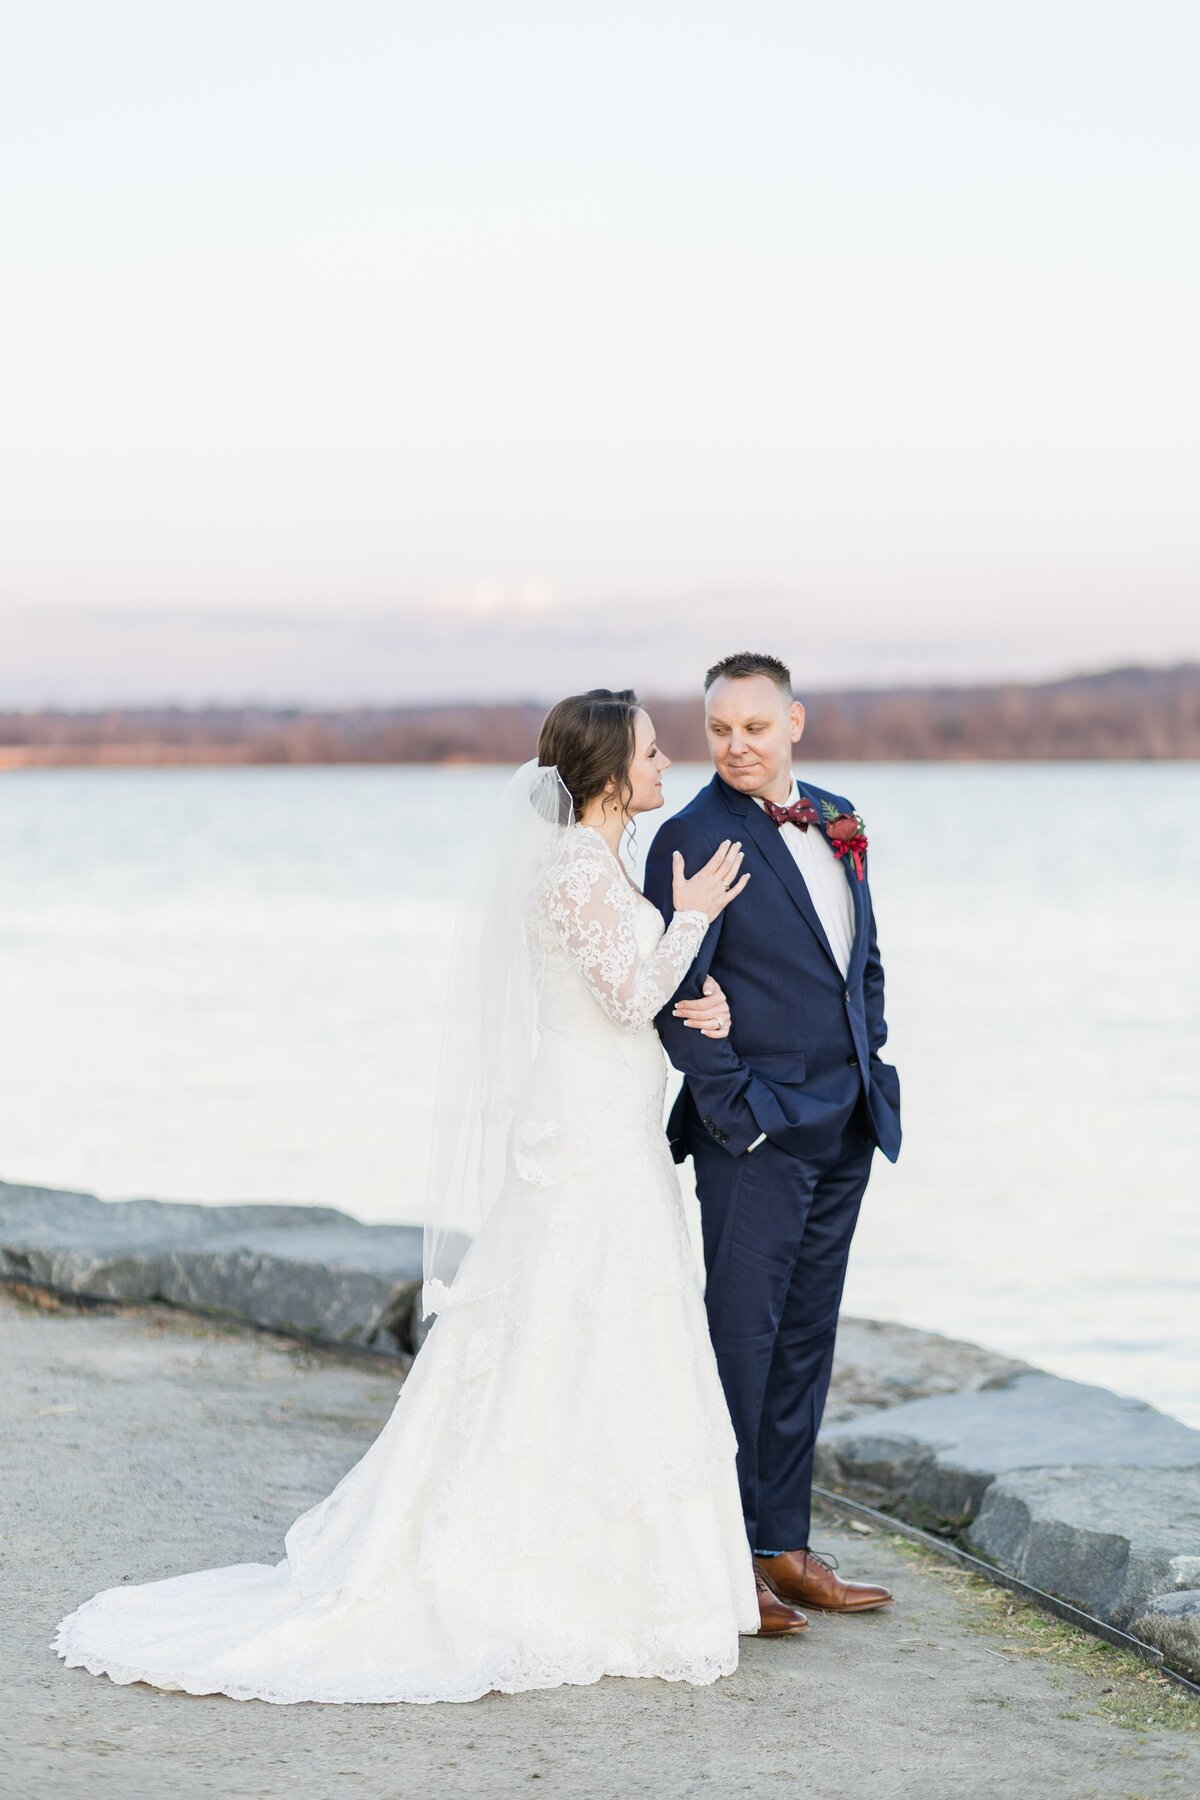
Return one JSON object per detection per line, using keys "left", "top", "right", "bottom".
{"left": 2, "top": 1, "right": 1198, "bottom": 705}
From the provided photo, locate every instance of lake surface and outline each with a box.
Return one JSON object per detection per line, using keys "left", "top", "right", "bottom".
{"left": 1, "top": 763, "right": 1197, "bottom": 1425}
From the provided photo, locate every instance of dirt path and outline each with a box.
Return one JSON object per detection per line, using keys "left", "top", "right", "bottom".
{"left": 2, "top": 1289, "right": 1195, "bottom": 1800}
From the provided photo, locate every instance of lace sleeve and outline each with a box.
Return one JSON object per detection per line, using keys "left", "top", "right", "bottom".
{"left": 543, "top": 841, "right": 709, "bottom": 1030}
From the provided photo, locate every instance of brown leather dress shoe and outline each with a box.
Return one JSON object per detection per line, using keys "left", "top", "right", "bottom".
{"left": 754, "top": 1550, "right": 893, "bottom": 1613}
{"left": 754, "top": 1567, "right": 810, "bottom": 1635}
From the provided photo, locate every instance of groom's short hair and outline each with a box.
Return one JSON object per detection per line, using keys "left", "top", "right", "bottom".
{"left": 704, "top": 652, "right": 792, "bottom": 695}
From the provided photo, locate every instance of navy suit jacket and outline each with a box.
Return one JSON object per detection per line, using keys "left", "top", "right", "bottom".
{"left": 645, "top": 772, "right": 902, "bottom": 1167}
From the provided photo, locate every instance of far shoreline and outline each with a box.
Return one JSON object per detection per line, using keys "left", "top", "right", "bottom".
{"left": 2, "top": 662, "right": 1197, "bottom": 764}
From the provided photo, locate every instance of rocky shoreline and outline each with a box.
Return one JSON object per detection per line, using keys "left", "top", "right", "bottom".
{"left": 4, "top": 1175, "right": 1199, "bottom": 1681}
{"left": 0, "top": 1178, "right": 426, "bottom": 1359}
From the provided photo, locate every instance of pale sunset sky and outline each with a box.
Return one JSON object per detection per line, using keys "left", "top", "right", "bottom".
{"left": 1, "top": 1, "right": 1197, "bottom": 704}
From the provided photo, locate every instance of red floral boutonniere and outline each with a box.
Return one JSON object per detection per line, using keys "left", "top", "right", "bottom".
{"left": 819, "top": 799, "right": 868, "bottom": 880}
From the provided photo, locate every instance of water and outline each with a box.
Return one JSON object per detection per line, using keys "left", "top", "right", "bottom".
{"left": 1, "top": 763, "right": 1197, "bottom": 1425}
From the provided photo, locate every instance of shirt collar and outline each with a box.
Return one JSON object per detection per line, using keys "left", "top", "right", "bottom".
{"left": 752, "top": 777, "right": 799, "bottom": 811}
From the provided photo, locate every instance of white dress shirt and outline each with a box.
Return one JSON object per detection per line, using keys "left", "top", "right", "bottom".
{"left": 753, "top": 778, "right": 855, "bottom": 978}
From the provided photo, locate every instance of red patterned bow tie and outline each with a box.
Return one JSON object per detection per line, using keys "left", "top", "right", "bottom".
{"left": 763, "top": 795, "right": 821, "bottom": 831}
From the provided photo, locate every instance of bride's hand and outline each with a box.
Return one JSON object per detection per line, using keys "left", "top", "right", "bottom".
{"left": 672, "top": 840, "right": 750, "bottom": 922}
{"left": 673, "top": 975, "right": 733, "bottom": 1038}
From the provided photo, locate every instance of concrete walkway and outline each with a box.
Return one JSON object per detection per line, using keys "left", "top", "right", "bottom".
{"left": 3, "top": 1290, "right": 1195, "bottom": 1800}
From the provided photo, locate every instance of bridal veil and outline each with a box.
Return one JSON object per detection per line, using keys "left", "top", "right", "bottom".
{"left": 421, "top": 757, "right": 574, "bottom": 1316}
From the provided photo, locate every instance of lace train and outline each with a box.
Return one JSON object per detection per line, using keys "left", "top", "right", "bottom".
{"left": 53, "top": 1162, "right": 757, "bottom": 1703}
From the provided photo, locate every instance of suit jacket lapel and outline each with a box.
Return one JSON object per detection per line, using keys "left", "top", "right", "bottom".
{"left": 715, "top": 775, "right": 841, "bottom": 972}
{"left": 795, "top": 778, "right": 869, "bottom": 976}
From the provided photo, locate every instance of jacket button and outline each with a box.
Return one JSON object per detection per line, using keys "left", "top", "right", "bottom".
{"left": 844, "top": 989, "right": 852, "bottom": 1003}
{"left": 847, "top": 1056, "right": 858, "bottom": 1067}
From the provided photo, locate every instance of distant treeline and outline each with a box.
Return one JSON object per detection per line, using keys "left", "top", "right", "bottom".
{"left": 1, "top": 664, "right": 1198, "bottom": 766}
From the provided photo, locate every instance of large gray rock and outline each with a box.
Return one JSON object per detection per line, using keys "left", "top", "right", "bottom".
{"left": 816, "top": 1369, "right": 1200, "bottom": 1646}
{"left": 0, "top": 1178, "right": 428, "bottom": 1354}
{"left": 1128, "top": 1590, "right": 1200, "bottom": 1681}
{"left": 825, "top": 1316, "right": 1028, "bottom": 1422}
{"left": 971, "top": 1466, "right": 1200, "bottom": 1625}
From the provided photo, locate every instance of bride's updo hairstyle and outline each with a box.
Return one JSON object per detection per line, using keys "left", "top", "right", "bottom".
{"left": 537, "top": 688, "right": 640, "bottom": 821}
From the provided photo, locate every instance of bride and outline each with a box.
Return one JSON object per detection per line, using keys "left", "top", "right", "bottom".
{"left": 53, "top": 688, "right": 807, "bottom": 1707}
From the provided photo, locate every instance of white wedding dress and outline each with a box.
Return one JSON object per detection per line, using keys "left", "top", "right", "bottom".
{"left": 53, "top": 824, "right": 758, "bottom": 1704}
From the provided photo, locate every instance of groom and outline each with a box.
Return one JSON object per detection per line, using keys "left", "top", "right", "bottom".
{"left": 646, "top": 652, "right": 902, "bottom": 1629}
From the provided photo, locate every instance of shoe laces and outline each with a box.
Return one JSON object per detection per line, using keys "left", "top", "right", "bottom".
{"left": 803, "top": 1548, "right": 840, "bottom": 1574}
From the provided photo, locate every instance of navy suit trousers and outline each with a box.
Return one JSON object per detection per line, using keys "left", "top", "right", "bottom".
{"left": 689, "top": 1095, "right": 876, "bottom": 1552}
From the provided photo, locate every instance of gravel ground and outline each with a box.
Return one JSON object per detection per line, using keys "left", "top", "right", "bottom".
{"left": 2, "top": 1289, "right": 1195, "bottom": 1800}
